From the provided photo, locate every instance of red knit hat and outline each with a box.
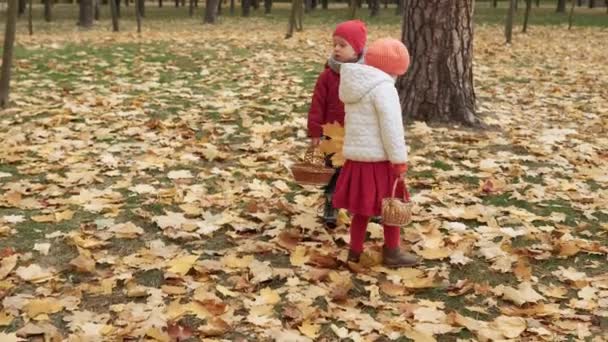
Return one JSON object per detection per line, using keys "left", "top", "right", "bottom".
{"left": 365, "top": 38, "right": 410, "bottom": 76}
{"left": 333, "top": 20, "right": 367, "bottom": 55}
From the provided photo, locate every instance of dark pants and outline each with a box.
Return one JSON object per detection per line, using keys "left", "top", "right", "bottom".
{"left": 324, "top": 167, "right": 341, "bottom": 195}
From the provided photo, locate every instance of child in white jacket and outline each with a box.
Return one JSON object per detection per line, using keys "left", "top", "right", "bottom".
{"left": 332, "top": 38, "right": 417, "bottom": 268}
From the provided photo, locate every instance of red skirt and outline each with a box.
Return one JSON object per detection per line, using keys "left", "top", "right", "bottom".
{"left": 332, "top": 160, "right": 405, "bottom": 217}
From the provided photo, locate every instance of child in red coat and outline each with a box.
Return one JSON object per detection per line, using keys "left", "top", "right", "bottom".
{"left": 307, "top": 20, "right": 367, "bottom": 228}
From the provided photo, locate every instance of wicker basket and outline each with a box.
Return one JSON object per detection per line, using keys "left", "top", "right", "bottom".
{"left": 291, "top": 147, "right": 335, "bottom": 186}
{"left": 382, "top": 179, "right": 413, "bottom": 227}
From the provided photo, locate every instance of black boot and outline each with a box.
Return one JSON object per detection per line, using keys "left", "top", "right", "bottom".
{"left": 323, "top": 194, "right": 337, "bottom": 229}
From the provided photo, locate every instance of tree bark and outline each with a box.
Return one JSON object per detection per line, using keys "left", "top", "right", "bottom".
{"left": 230, "top": 0, "right": 234, "bottom": 14}
{"left": 0, "top": 0, "right": 18, "bottom": 108}
{"left": 264, "top": 0, "right": 272, "bottom": 13}
{"left": 218, "top": 0, "right": 222, "bottom": 15}
{"left": 588, "top": 0, "right": 595, "bottom": 8}
{"left": 204, "top": 0, "right": 219, "bottom": 22}
{"left": 242, "top": 0, "right": 251, "bottom": 16}
{"left": 116, "top": 0, "right": 121, "bottom": 17}
{"left": 159, "top": 0, "right": 162, "bottom": 7}
{"left": 253, "top": 0, "right": 260, "bottom": 10}
{"left": 175, "top": 0, "right": 179, "bottom": 7}
{"left": 321, "top": 0, "right": 327, "bottom": 9}
{"left": 505, "top": 0, "right": 515, "bottom": 43}
{"left": 370, "top": 0, "right": 379, "bottom": 16}
{"left": 304, "top": 0, "right": 311, "bottom": 12}
{"left": 110, "top": 0, "right": 120, "bottom": 31}
{"left": 135, "top": 0, "right": 142, "bottom": 33}
{"left": 398, "top": 0, "right": 478, "bottom": 125}
{"left": 536, "top": 0, "right": 540, "bottom": 7}
{"left": 189, "top": 0, "right": 194, "bottom": 15}
{"left": 79, "top": 0, "right": 94, "bottom": 28}
{"left": 94, "top": 0, "right": 100, "bottom": 20}
{"left": 569, "top": 0, "right": 576, "bottom": 28}
{"left": 28, "top": 0, "right": 33, "bottom": 34}
{"left": 493, "top": 0, "right": 497, "bottom": 8}
{"left": 44, "top": 0, "right": 52, "bottom": 21}
{"left": 522, "top": 0, "right": 532, "bottom": 32}
{"left": 350, "top": 0, "right": 358, "bottom": 17}
{"left": 556, "top": 0, "right": 566, "bottom": 12}
{"left": 18, "top": 0, "right": 26, "bottom": 17}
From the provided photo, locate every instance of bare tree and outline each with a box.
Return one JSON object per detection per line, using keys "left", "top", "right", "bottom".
{"left": 522, "top": 0, "right": 532, "bottom": 32}
{"left": 0, "top": 0, "right": 19, "bottom": 108}
{"left": 399, "top": 0, "right": 478, "bottom": 125}
{"left": 505, "top": 0, "right": 515, "bottom": 43}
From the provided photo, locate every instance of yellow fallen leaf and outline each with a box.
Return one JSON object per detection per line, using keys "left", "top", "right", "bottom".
{"left": 492, "top": 315, "right": 526, "bottom": 339}
{"left": 15, "top": 264, "right": 55, "bottom": 283}
{"left": 162, "top": 285, "right": 187, "bottom": 295}
{"left": 70, "top": 254, "right": 96, "bottom": 273}
{"left": 298, "top": 320, "right": 320, "bottom": 339}
{"left": 167, "top": 254, "right": 199, "bottom": 276}
{"left": 0, "top": 255, "right": 18, "bottom": 280}
{"left": 403, "top": 329, "right": 437, "bottom": 342}
{"left": 221, "top": 253, "right": 253, "bottom": 269}
{"left": 55, "top": 210, "right": 74, "bottom": 222}
{"left": 146, "top": 327, "right": 170, "bottom": 342}
{"left": 216, "top": 285, "right": 239, "bottom": 298}
{"left": 0, "top": 311, "right": 14, "bottom": 326}
{"left": 25, "top": 298, "right": 64, "bottom": 318}
{"left": 258, "top": 287, "right": 281, "bottom": 305}
{"left": 500, "top": 282, "right": 545, "bottom": 306}
{"left": 290, "top": 246, "right": 309, "bottom": 267}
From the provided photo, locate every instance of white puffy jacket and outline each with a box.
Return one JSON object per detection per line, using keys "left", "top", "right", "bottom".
{"left": 339, "top": 64, "right": 408, "bottom": 164}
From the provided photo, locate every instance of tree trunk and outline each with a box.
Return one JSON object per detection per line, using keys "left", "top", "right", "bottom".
{"left": 556, "top": 0, "right": 566, "bottom": 12}
{"left": 522, "top": 0, "right": 531, "bottom": 32}
{"left": 28, "top": 0, "right": 33, "bottom": 34}
{"left": 94, "top": 0, "right": 100, "bottom": 20}
{"left": 264, "top": 0, "right": 271, "bottom": 13}
{"left": 79, "top": 0, "right": 94, "bottom": 28}
{"left": 588, "top": 0, "right": 595, "bottom": 8}
{"left": 370, "top": 0, "right": 379, "bottom": 16}
{"left": 505, "top": 0, "right": 515, "bottom": 43}
{"left": 492, "top": 0, "right": 497, "bottom": 8}
{"left": 189, "top": 0, "right": 194, "bottom": 15}
{"left": 242, "top": 0, "right": 251, "bottom": 15}
{"left": 116, "top": 0, "right": 121, "bottom": 17}
{"left": 286, "top": 0, "right": 302, "bottom": 38}
{"left": 304, "top": 0, "right": 311, "bottom": 12}
{"left": 230, "top": 0, "right": 234, "bottom": 14}
{"left": 568, "top": 0, "right": 576, "bottom": 28}
{"left": 536, "top": 0, "right": 540, "bottom": 7}
{"left": 399, "top": 0, "right": 478, "bottom": 125}
{"left": 137, "top": 0, "right": 145, "bottom": 17}
{"left": 218, "top": 0, "right": 222, "bottom": 15}
{"left": 44, "top": 0, "right": 52, "bottom": 21}
{"left": 175, "top": 0, "right": 179, "bottom": 7}
{"left": 0, "top": 0, "right": 18, "bottom": 108}
{"left": 159, "top": 0, "right": 162, "bottom": 7}
{"left": 350, "top": 0, "right": 358, "bottom": 17}
{"left": 110, "top": 0, "right": 119, "bottom": 31}
{"left": 321, "top": 0, "right": 327, "bottom": 9}
{"left": 577, "top": 0, "right": 582, "bottom": 6}
{"left": 252, "top": 0, "right": 259, "bottom": 10}
{"left": 135, "top": 0, "right": 142, "bottom": 33}
{"left": 18, "top": 0, "right": 26, "bottom": 17}
{"left": 204, "top": 0, "right": 219, "bottom": 22}
{"left": 384, "top": 0, "right": 388, "bottom": 9}
{"left": 395, "top": 0, "right": 403, "bottom": 15}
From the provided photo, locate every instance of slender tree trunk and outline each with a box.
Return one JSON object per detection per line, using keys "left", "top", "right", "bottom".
{"left": 395, "top": 0, "right": 403, "bottom": 15}
{"left": 137, "top": 0, "right": 145, "bottom": 17}
{"left": 79, "top": 0, "right": 94, "bottom": 28}
{"left": 252, "top": 0, "right": 259, "bottom": 10}
{"left": 588, "top": 0, "right": 595, "bottom": 8}
{"left": 218, "top": 0, "right": 222, "bottom": 15}
{"left": 204, "top": 0, "right": 219, "bottom": 22}
{"left": 505, "top": 0, "right": 515, "bottom": 43}
{"left": 493, "top": 0, "right": 498, "bottom": 8}
{"left": 116, "top": 0, "right": 121, "bottom": 17}
{"left": 568, "top": 0, "right": 576, "bottom": 28}
{"left": 189, "top": 0, "right": 194, "bottom": 15}
{"left": 350, "top": 0, "right": 358, "bottom": 17}
{"left": 94, "top": 0, "right": 100, "bottom": 20}
{"left": 384, "top": 0, "right": 388, "bottom": 9}
{"left": 304, "top": 0, "right": 311, "bottom": 12}
{"left": 577, "top": 0, "right": 582, "bottom": 6}
{"left": 135, "top": 0, "right": 142, "bottom": 33}
{"left": 321, "top": 0, "right": 327, "bottom": 9}
{"left": 556, "top": 0, "right": 566, "bottom": 12}
{"left": 296, "top": 0, "right": 303, "bottom": 30}
{"left": 110, "top": 0, "right": 120, "bottom": 31}
{"left": 370, "top": 0, "right": 379, "bottom": 16}
{"left": 242, "top": 0, "right": 251, "bottom": 16}
{"left": 522, "top": 0, "right": 532, "bottom": 32}
{"left": 0, "top": 0, "right": 18, "bottom": 108}
{"left": 18, "top": 0, "right": 26, "bottom": 17}
{"left": 230, "top": 0, "right": 234, "bottom": 14}
{"left": 159, "top": 0, "right": 162, "bottom": 7}
{"left": 175, "top": 0, "right": 179, "bottom": 7}
{"left": 28, "top": 0, "right": 33, "bottom": 34}
{"left": 536, "top": 0, "right": 540, "bottom": 7}
{"left": 44, "top": 0, "right": 52, "bottom": 21}
{"left": 286, "top": 0, "right": 302, "bottom": 38}
{"left": 264, "top": 0, "right": 271, "bottom": 13}
{"left": 399, "top": 0, "right": 478, "bottom": 125}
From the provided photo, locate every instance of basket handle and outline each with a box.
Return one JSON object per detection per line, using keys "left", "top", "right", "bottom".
{"left": 391, "top": 178, "right": 411, "bottom": 202}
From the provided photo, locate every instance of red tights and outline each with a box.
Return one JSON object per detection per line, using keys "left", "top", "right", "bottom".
{"left": 349, "top": 214, "right": 400, "bottom": 253}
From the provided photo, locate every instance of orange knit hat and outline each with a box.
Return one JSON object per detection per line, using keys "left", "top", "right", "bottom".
{"left": 365, "top": 38, "right": 410, "bottom": 76}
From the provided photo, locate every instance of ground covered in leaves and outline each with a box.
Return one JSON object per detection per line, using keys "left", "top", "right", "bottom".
{"left": 0, "top": 16, "right": 607, "bottom": 342}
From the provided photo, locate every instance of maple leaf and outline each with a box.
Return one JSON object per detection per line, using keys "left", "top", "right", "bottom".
{"left": 319, "top": 122, "right": 345, "bottom": 167}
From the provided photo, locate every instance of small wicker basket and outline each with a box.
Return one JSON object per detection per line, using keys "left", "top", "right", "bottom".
{"left": 291, "top": 146, "right": 335, "bottom": 186}
{"left": 382, "top": 179, "right": 413, "bottom": 227}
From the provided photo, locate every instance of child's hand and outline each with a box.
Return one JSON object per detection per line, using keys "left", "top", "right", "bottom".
{"left": 310, "top": 137, "right": 321, "bottom": 146}
{"left": 392, "top": 163, "right": 408, "bottom": 179}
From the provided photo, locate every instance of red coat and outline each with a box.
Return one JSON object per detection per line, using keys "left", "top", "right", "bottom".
{"left": 307, "top": 66, "right": 345, "bottom": 138}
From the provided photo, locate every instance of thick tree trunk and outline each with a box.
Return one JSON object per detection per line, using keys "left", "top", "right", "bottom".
{"left": 204, "top": 0, "right": 219, "bottom": 22}
{"left": 399, "top": 0, "right": 478, "bottom": 125}
{"left": 505, "top": 0, "right": 515, "bottom": 42}
{"left": 242, "top": 0, "right": 251, "bottom": 16}
{"left": 522, "top": 0, "right": 532, "bottom": 32}
{"left": 110, "top": 0, "right": 119, "bottom": 31}
{"left": 79, "top": 0, "right": 94, "bottom": 28}
{"left": 569, "top": 0, "right": 576, "bottom": 28}
{"left": 370, "top": 0, "right": 379, "bottom": 16}
{"left": 44, "top": 0, "right": 52, "bottom": 21}
{"left": 556, "top": 0, "right": 566, "bottom": 12}
{"left": 0, "top": 0, "right": 18, "bottom": 108}
{"left": 264, "top": 0, "right": 272, "bottom": 13}
{"left": 18, "top": 0, "right": 26, "bottom": 17}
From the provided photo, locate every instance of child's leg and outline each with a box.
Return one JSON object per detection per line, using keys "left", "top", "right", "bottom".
{"left": 383, "top": 224, "right": 400, "bottom": 249}
{"left": 350, "top": 214, "right": 370, "bottom": 253}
